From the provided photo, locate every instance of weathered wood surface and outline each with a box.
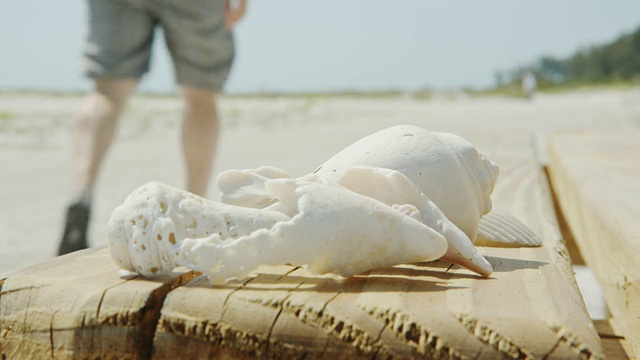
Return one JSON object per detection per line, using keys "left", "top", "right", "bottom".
{"left": 153, "top": 132, "right": 602, "bottom": 359}
{"left": 593, "top": 320, "right": 631, "bottom": 360}
{"left": 548, "top": 131, "right": 640, "bottom": 360}
{"left": 0, "top": 248, "right": 197, "bottom": 359}
{"left": 1, "top": 132, "right": 603, "bottom": 359}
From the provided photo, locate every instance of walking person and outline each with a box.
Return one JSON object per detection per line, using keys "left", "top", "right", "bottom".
{"left": 58, "top": 0, "right": 247, "bottom": 255}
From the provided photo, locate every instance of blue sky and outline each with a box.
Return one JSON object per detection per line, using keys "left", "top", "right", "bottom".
{"left": 1, "top": 0, "right": 639, "bottom": 93}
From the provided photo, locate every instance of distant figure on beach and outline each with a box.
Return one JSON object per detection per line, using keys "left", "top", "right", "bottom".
{"left": 521, "top": 72, "right": 537, "bottom": 99}
{"left": 58, "top": 0, "right": 247, "bottom": 255}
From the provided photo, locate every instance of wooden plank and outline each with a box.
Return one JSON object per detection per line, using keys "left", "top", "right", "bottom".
{"left": 543, "top": 166, "right": 586, "bottom": 265}
{"left": 0, "top": 131, "right": 603, "bottom": 359}
{"left": 593, "top": 320, "right": 631, "bottom": 360}
{"left": 0, "top": 247, "right": 197, "bottom": 359}
{"left": 548, "top": 130, "right": 640, "bottom": 360}
{"left": 153, "top": 131, "right": 603, "bottom": 359}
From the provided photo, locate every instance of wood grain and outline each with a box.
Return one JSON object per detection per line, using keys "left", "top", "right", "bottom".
{"left": 549, "top": 130, "right": 640, "bottom": 360}
{"left": 593, "top": 320, "right": 631, "bottom": 360}
{"left": 0, "top": 247, "right": 197, "bottom": 359}
{"left": 0, "top": 132, "right": 603, "bottom": 359}
{"left": 152, "top": 132, "right": 603, "bottom": 359}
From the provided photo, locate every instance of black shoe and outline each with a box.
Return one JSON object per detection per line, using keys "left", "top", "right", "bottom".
{"left": 58, "top": 203, "right": 91, "bottom": 255}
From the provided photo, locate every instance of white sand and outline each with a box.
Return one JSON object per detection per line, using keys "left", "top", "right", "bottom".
{"left": 2, "top": 88, "right": 639, "bottom": 317}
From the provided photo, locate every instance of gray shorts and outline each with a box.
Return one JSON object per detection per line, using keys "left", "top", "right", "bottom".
{"left": 84, "top": 0, "right": 235, "bottom": 91}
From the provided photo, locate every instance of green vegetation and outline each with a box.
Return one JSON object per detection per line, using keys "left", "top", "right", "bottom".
{"left": 495, "top": 25, "right": 640, "bottom": 91}
{"left": 0, "top": 112, "right": 12, "bottom": 121}
{"left": 6, "top": 25, "right": 640, "bottom": 98}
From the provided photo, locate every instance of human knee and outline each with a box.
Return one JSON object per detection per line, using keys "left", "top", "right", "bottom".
{"left": 183, "top": 87, "right": 218, "bottom": 119}
{"left": 94, "top": 79, "right": 137, "bottom": 108}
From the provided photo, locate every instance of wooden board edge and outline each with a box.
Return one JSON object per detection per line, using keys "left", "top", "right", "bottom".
{"left": 533, "top": 136, "right": 590, "bottom": 302}
{"left": 546, "top": 134, "right": 639, "bottom": 360}
{"left": 549, "top": 131, "right": 640, "bottom": 358}
{"left": 0, "top": 246, "right": 202, "bottom": 359}
{"left": 593, "top": 320, "right": 631, "bottom": 360}
{"left": 542, "top": 165, "right": 585, "bottom": 265}
{"left": 532, "top": 137, "right": 605, "bottom": 359}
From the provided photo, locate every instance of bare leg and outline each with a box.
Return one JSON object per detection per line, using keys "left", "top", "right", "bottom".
{"left": 59, "top": 79, "right": 137, "bottom": 255}
{"left": 72, "top": 79, "right": 138, "bottom": 199}
{"left": 181, "top": 86, "right": 220, "bottom": 197}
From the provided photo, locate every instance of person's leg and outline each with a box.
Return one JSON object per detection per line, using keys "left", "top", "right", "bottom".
{"left": 156, "top": 0, "right": 235, "bottom": 197}
{"left": 181, "top": 86, "right": 220, "bottom": 197}
{"left": 73, "top": 79, "right": 138, "bottom": 199}
{"left": 58, "top": 79, "right": 137, "bottom": 255}
{"left": 59, "top": 0, "right": 157, "bottom": 255}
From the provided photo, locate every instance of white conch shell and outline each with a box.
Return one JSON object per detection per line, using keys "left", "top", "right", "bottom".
{"left": 314, "top": 125, "right": 540, "bottom": 248}
{"left": 107, "top": 182, "right": 288, "bottom": 277}
{"left": 177, "top": 175, "right": 449, "bottom": 284}
{"left": 315, "top": 125, "right": 498, "bottom": 241}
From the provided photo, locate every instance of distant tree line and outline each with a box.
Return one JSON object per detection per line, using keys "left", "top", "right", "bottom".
{"left": 495, "top": 25, "right": 640, "bottom": 89}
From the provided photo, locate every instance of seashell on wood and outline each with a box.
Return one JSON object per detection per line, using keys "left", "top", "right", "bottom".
{"left": 335, "top": 166, "right": 493, "bottom": 277}
{"left": 107, "top": 182, "right": 288, "bottom": 277}
{"left": 108, "top": 125, "right": 540, "bottom": 283}
{"left": 315, "top": 125, "right": 540, "bottom": 248}
{"left": 107, "top": 178, "right": 448, "bottom": 283}
{"left": 176, "top": 175, "right": 449, "bottom": 284}
{"left": 315, "top": 125, "right": 499, "bottom": 242}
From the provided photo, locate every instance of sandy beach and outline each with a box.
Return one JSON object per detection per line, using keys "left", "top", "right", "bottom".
{"left": 1, "top": 88, "right": 639, "bottom": 317}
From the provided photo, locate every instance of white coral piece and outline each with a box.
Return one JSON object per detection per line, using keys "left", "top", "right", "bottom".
{"left": 176, "top": 175, "right": 448, "bottom": 284}
{"left": 107, "top": 182, "right": 288, "bottom": 277}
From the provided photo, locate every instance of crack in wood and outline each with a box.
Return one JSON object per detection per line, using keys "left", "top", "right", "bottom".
{"left": 19, "top": 287, "right": 32, "bottom": 353}
{"left": 48, "top": 310, "right": 57, "bottom": 358}
{"left": 135, "top": 271, "right": 198, "bottom": 360}
{"left": 206, "top": 286, "right": 383, "bottom": 358}
{"left": 264, "top": 307, "right": 283, "bottom": 358}
{"left": 264, "top": 282, "right": 304, "bottom": 358}
{"left": 319, "top": 291, "right": 341, "bottom": 316}
{"left": 219, "top": 275, "right": 257, "bottom": 322}
{"left": 0, "top": 285, "right": 39, "bottom": 297}
{"left": 364, "top": 306, "right": 461, "bottom": 359}
{"left": 95, "top": 280, "right": 131, "bottom": 319}
{"left": 541, "top": 335, "right": 562, "bottom": 360}
{"left": 472, "top": 348, "right": 484, "bottom": 360}
{"left": 455, "top": 313, "right": 534, "bottom": 360}
{"left": 275, "top": 266, "right": 301, "bottom": 281}
{"left": 370, "top": 322, "right": 388, "bottom": 359}
{"left": 549, "top": 325, "right": 602, "bottom": 360}
{"left": 279, "top": 302, "right": 382, "bottom": 357}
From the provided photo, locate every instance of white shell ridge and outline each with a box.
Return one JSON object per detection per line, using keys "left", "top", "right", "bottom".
{"left": 476, "top": 209, "right": 542, "bottom": 247}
